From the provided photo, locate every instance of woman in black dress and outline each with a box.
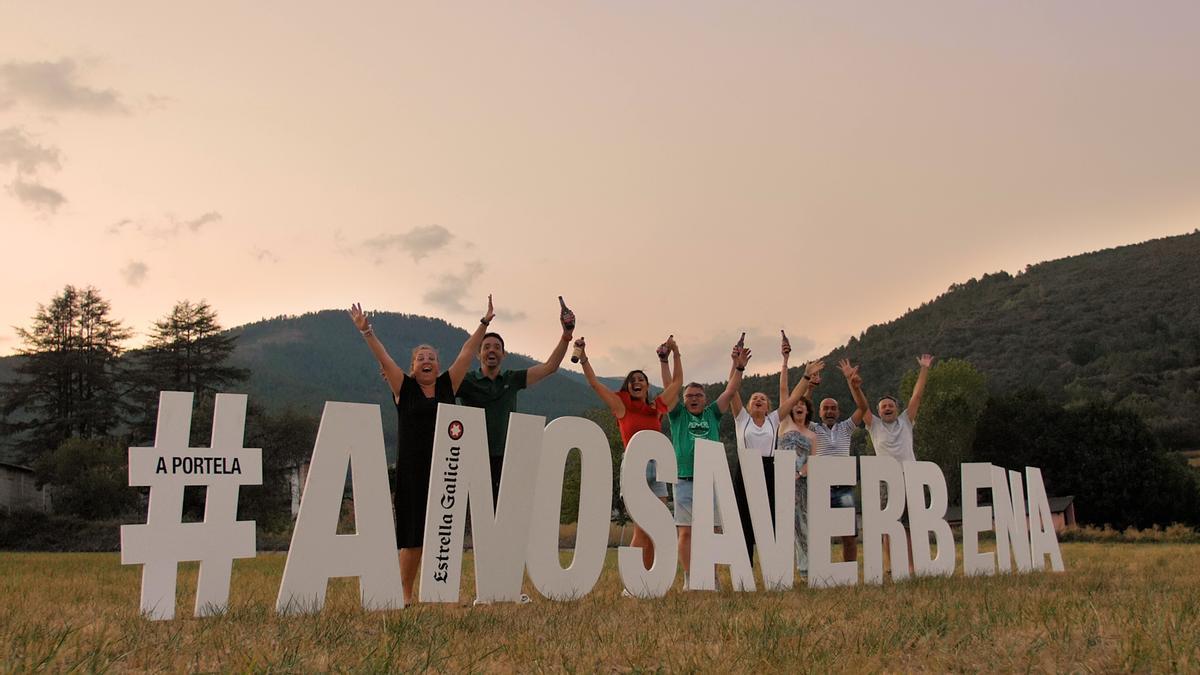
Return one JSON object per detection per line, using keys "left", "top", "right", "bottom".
{"left": 349, "top": 295, "right": 494, "bottom": 604}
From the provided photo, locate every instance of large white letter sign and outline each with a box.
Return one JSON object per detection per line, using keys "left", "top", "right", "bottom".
{"left": 526, "top": 416, "right": 613, "bottom": 600}
{"left": 991, "top": 466, "right": 1034, "bottom": 573}
{"left": 904, "top": 461, "right": 955, "bottom": 578}
{"left": 859, "top": 456, "right": 909, "bottom": 585}
{"left": 618, "top": 431, "right": 678, "bottom": 598}
{"left": 691, "top": 438, "right": 754, "bottom": 591}
{"left": 737, "top": 445, "right": 797, "bottom": 590}
{"left": 1025, "top": 467, "right": 1065, "bottom": 572}
{"left": 420, "top": 405, "right": 543, "bottom": 604}
{"left": 961, "top": 463, "right": 997, "bottom": 577}
{"left": 276, "top": 402, "right": 402, "bottom": 614}
{"left": 121, "top": 392, "right": 262, "bottom": 620}
{"left": 807, "top": 456, "right": 858, "bottom": 588}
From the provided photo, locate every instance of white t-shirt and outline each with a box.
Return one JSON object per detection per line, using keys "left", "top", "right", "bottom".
{"left": 866, "top": 410, "right": 916, "bottom": 463}
{"left": 735, "top": 409, "right": 780, "bottom": 457}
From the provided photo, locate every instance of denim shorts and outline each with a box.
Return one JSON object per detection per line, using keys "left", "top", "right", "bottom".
{"left": 673, "top": 478, "right": 695, "bottom": 525}
{"left": 671, "top": 478, "right": 721, "bottom": 527}
{"left": 646, "top": 459, "right": 668, "bottom": 499}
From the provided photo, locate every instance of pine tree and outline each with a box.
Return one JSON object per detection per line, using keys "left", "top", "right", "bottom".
{"left": 128, "top": 300, "right": 249, "bottom": 440}
{"left": 1, "top": 285, "right": 131, "bottom": 460}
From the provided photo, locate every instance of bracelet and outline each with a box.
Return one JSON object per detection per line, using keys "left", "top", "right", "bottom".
{"left": 360, "top": 326, "right": 374, "bottom": 337}
{"left": 802, "top": 374, "right": 810, "bottom": 380}
{"left": 736, "top": 366, "right": 745, "bottom": 372}
{"left": 480, "top": 317, "right": 490, "bottom": 326}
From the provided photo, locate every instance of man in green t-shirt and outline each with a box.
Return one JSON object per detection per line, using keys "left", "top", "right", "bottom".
{"left": 456, "top": 298, "right": 576, "bottom": 500}
{"left": 665, "top": 342, "right": 749, "bottom": 580}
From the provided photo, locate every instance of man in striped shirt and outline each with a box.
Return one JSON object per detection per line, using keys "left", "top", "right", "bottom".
{"left": 807, "top": 359, "right": 867, "bottom": 564}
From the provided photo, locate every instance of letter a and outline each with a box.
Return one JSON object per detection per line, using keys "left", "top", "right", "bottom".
{"left": 276, "top": 402, "right": 403, "bottom": 614}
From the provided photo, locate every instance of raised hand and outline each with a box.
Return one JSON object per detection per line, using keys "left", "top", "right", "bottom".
{"left": 850, "top": 372, "right": 863, "bottom": 387}
{"left": 805, "top": 359, "right": 825, "bottom": 377}
{"left": 838, "top": 358, "right": 857, "bottom": 379}
{"left": 781, "top": 330, "right": 792, "bottom": 358}
{"left": 482, "top": 294, "right": 496, "bottom": 325}
{"left": 917, "top": 354, "right": 934, "bottom": 369}
{"left": 349, "top": 303, "right": 369, "bottom": 332}
{"left": 734, "top": 347, "right": 752, "bottom": 369}
{"left": 574, "top": 337, "right": 587, "bottom": 359}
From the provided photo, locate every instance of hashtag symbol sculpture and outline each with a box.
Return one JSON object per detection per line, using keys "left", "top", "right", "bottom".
{"left": 120, "top": 391, "right": 262, "bottom": 620}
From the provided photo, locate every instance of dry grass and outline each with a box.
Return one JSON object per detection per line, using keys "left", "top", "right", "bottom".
{"left": 2, "top": 543, "right": 1199, "bottom": 672}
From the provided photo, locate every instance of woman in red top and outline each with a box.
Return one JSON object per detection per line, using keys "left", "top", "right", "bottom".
{"left": 576, "top": 335, "right": 683, "bottom": 572}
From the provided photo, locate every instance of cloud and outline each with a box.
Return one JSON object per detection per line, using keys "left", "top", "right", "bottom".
{"left": 0, "top": 59, "right": 127, "bottom": 114}
{"left": 494, "top": 308, "right": 528, "bottom": 322}
{"left": 121, "top": 260, "right": 148, "bottom": 286}
{"left": 8, "top": 176, "right": 66, "bottom": 212}
{"left": 251, "top": 247, "right": 279, "bottom": 263}
{"left": 0, "top": 127, "right": 61, "bottom": 174}
{"left": 364, "top": 224, "right": 454, "bottom": 262}
{"left": 183, "top": 211, "right": 221, "bottom": 232}
{"left": 106, "top": 211, "right": 222, "bottom": 239}
{"left": 423, "top": 261, "right": 485, "bottom": 313}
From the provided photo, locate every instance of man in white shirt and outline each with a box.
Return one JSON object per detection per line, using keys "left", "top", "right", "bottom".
{"left": 849, "top": 354, "right": 934, "bottom": 576}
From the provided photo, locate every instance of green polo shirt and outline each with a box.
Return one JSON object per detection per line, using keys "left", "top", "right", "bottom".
{"left": 667, "top": 401, "right": 722, "bottom": 479}
{"left": 457, "top": 368, "right": 528, "bottom": 457}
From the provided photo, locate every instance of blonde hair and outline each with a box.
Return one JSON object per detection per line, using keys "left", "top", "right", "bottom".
{"left": 409, "top": 344, "right": 439, "bottom": 371}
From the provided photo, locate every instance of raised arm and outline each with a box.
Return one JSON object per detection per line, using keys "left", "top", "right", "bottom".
{"left": 841, "top": 358, "right": 869, "bottom": 425}
{"left": 659, "top": 337, "right": 684, "bottom": 410}
{"left": 349, "top": 303, "right": 405, "bottom": 397}
{"left": 780, "top": 359, "right": 822, "bottom": 417}
{"left": 906, "top": 354, "right": 934, "bottom": 421}
{"left": 716, "top": 344, "right": 751, "bottom": 413}
{"left": 447, "top": 295, "right": 495, "bottom": 392}
{"left": 575, "top": 338, "right": 624, "bottom": 417}
{"left": 657, "top": 339, "right": 672, "bottom": 389}
{"left": 526, "top": 302, "right": 576, "bottom": 386}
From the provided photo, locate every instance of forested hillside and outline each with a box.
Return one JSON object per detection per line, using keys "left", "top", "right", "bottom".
{"left": 733, "top": 230, "right": 1200, "bottom": 449}
{"left": 226, "top": 310, "right": 624, "bottom": 458}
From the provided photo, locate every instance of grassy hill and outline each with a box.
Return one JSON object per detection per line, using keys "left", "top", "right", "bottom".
{"left": 730, "top": 230, "right": 1200, "bottom": 449}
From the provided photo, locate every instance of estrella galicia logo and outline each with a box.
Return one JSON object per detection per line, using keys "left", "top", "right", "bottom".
{"left": 447, "top": 420, "right": 464, "bottom": 440}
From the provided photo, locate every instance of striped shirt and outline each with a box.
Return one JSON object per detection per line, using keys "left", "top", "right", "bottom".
{"left": 808, "top": 418, "right": 857, "bottom": 457}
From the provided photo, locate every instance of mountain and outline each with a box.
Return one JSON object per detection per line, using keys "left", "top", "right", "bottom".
{"left": 732, "top": 230, "right": 1200, "bottom": 449}
{"left": 225, "top": 310, "right": 627, "bottom": 455}
{"left": 4, "top": 230, "right": 1199, "bottom": 456}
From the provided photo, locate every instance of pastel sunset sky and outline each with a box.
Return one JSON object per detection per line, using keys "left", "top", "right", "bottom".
{"left": 3, "top": 2, "right": 1199, "bottom": 381}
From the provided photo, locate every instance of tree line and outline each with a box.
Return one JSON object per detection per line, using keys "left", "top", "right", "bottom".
{"left": 0, "top": 285, "right": 317, "bottom": 530}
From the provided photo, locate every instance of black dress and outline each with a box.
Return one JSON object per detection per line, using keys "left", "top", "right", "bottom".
{"left": 394, "top": 371, "right": 456, "bottom": 548}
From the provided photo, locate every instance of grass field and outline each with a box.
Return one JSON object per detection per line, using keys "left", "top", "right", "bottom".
{"left": 2, "top": 543, "right": 1198, "bottom": 672}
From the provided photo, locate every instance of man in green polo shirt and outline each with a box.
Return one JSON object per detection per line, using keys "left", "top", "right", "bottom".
{"left": 666, "top": 342, "right": 749, "bottom": 581}
{"left": 457, "top": 298, "right": 576, "bottom": 501}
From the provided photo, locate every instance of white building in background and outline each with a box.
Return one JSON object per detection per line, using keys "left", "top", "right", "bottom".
{"left": 288, "top": 462, "right": 310, "bottom": 517}
{"left": 0, "top": 462, "right": 52, "bottom": 514}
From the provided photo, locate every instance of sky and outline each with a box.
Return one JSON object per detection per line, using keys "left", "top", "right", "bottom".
{"left": 3, "top": 2, "right": 1199, "bottom": 382}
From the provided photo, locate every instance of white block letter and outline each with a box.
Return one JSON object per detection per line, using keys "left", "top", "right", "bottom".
{"left": 737, "top": 445, "right": 796, "bottom": 590}
{"left": 807, "top": 456, "right": 858, "bottom": 588}
{"left": 691, "top": 439, "right": 755, "bottom": 592}
{"left": 526, "top": 416, "right": 613, "bottom": 600}
{"left": 1026, "top": 467, "right": 1065, "bottom": 572}
{"left": 859, "top": 456, "right": 909, "bottom": 584}
{"left": 618, "top": 431, "right": 678, "bottom": 598}
{"left": 991, "top": 466, "right": 1033, "bottom": 573}
{"left": 277, "top": 402, "right": 402, "bottom": 614}
{"left": 904, "top": 461, "right": 955, "bottom": 578}
{"left": 961, "top": 462, "right": 996, "bottom": 577}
